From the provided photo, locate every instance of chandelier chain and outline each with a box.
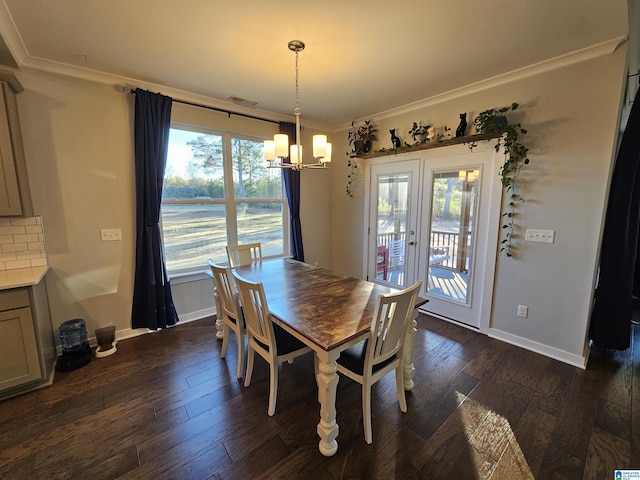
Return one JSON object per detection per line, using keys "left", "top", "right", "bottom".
{"left": 294, "top": 48, "right": 300, "bottom": 116}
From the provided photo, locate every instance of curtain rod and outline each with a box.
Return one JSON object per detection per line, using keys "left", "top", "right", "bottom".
{"left": 124, "top": 86, "right": 280, "bottom": 125}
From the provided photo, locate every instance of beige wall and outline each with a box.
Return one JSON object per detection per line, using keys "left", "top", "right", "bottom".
{"left": 13, "top": 69, "right": 332, "bottom": 343}
{"left": 16, "top": 71, "right": 137, "bottom": 343}
{"left": 330, "top": 45, "right": 628, "bottom": 365}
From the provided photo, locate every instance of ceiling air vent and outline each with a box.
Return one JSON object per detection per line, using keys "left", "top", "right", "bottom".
{"left": 227, "top": 96, "right": 258, "bottom": 108}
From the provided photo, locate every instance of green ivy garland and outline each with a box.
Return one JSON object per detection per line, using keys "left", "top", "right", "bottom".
{"left": 469, "top": 103, "right": 530, "bottom": 257}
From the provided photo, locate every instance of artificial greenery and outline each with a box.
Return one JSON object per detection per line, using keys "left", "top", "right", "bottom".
{"left": 408, "top": 121, "right": 430, "bottom": 144}
{"left": 436, "top": 125, "right": 453, "bottom": 143}
{"left": 346, "top": 157, "right": 358, "bottom": 197}
{"left": 347, "top": 120, "right": 378, "bottom": 154}
{"left": 346, "top": 120, "right": 378, "bottom": 196}
{"left": 469, "top": 102, "right": 530, "bottom": 257}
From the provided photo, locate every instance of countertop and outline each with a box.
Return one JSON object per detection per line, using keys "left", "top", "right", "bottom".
{"left": 0, "top": 266, "right": 49, "bottom": 290}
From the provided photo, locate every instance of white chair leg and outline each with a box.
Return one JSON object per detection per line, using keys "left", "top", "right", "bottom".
{"left": 396, "top": 365, "right": 407, "bottom": 412}
{"left": 236, "top": 329, "right": 245, "bottom": 379}
{"left": 244, "top": 347, "right": 255, "bottom": 387}
{"left": 363, "top": 382, "right": 373, "bottom": 444}
{"left": 268, "top": 361, "right": 278, "bottom": 416}
{"left": 220, "top": 323, "right": 229, "bottom": 358}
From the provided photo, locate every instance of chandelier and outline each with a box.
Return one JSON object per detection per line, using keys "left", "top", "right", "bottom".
{"left": 264, "top": 40, "right": 331, "bottom": 170}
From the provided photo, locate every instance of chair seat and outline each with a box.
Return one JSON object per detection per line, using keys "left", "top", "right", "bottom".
{"left": 337, "top": 339, "right": 397, "bottom": 376}
{"left": 255, "top": 323, "right": 307, "bottom": 355}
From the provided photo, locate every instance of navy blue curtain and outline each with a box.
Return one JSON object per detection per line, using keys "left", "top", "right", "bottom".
{"left": 131, "top": 89, "right": 179, "bottom": 330}
{"left": 280, "top": 122, "right": 305, "bottom": 262}
{"left": 589, "top": 86, "right": 640, "bottom": 350}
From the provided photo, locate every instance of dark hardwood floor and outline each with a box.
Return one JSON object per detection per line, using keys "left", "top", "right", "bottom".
{"left": 0, "top": 313, "right": 638, "bottom": 479}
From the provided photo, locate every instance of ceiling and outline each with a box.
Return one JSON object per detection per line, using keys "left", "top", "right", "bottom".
{"left": 0, "top": 0, "right": 630, "bottom": 128}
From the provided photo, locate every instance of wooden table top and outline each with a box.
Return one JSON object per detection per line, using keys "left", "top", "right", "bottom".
{"left": 234, "top": 258, "right": 427, "bottom": 352}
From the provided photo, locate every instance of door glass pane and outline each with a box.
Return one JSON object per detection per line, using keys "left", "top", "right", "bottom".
{"left": 427, "top": 169, "right": 479, "bottom": 304}
{"left": 376, "top": 173, "right": 409, "bottom": 287}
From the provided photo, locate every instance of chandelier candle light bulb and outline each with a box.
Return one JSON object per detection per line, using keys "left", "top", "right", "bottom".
{"left": 314, "top": 135, "right": 327, "bottom": 158}
{"left": 264, "top": 140, "right": 275, "bottom": 161}
{"left": 275, "top": 134, "right": 288, "bottom": 158}
{"left": 322, "top": 143, "right": 332, "bottom": 163}
{"left": 290, "top": 145, "right": 301, "bottom": 164}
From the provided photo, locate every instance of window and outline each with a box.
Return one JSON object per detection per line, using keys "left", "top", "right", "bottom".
{"left": 161, "top": 125, "right": 287, "bottom": 273}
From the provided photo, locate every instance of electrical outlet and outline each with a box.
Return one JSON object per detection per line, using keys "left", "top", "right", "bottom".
{"left": 525, "top": 229, "right": 555, "bottom": 244}
{"left": 517, "top": 305, "right": 528, "bottom": 318}
{"left": 101, "top": 228, "right": 122, "bottom": 241}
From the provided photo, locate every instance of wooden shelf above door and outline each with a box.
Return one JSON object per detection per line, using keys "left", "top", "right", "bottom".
{"left": 350, "top": 132, "right": 504, "bottom": 160}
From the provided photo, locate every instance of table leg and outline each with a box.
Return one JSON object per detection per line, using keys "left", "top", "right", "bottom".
{"left": 214, "top": 290, "right": 224, "bottom": 340}
{"left": 316, "top": 356, "right": 339, "bottom": 456}
{"left": 403, "top": 308, "right": 418, "bottom": 391}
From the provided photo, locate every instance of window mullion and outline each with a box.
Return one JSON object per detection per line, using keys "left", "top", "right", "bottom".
{"left": 223, "top": 133, "right": 238, "bottom": 245}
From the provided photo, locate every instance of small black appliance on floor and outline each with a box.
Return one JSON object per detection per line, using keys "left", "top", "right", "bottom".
{"left": 57, "top": 318, "right": 92, "bottom": 371}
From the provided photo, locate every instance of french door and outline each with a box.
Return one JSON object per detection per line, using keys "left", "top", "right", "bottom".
{"left": 366, "top": 143, "right": 501, "bottom": 330}
{"left": 366, "top": 160, "right": 421, "bottom": 290}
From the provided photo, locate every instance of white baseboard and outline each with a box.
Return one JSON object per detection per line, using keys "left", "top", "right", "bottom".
{"left": 488, "top": 328, "right": 588, "bottom": 369}
{"left": 112, "top": 306, "right": 217, "bottom": 343}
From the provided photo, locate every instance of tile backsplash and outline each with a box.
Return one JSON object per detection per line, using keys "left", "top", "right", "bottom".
{"left": 0, "top": 216, "right": 48, "bottom": 271}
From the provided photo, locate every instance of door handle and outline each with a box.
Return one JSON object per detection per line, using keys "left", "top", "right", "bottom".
{"left": 408, "top": 241, "right": 416, "bottom": 246}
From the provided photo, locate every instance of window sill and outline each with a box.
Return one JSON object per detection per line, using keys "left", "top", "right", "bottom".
{"left": 168, "top": 270, "right": 211, "bottom": 285}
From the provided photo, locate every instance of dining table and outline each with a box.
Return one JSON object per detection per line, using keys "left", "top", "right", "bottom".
{"left": 232, "top": 258, "right": 427, "bottom": 457}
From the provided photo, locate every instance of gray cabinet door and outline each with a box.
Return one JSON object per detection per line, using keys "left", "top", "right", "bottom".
{"left": 0, "top": 89, "right": 22, "bottom": 216}
{"left": 0, "top": 290, "right": 42, "bottom": 390}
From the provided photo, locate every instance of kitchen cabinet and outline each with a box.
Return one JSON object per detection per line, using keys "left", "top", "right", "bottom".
{"left": 0, "top": 70, "right": 33, "bottom": 217}
{"left": 0, "top": 276, "right": 55, "bottom": 400}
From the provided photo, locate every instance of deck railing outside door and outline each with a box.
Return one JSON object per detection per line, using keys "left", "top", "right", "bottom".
{"left": 376, "top": 230, "right": 463, "bottom": 272}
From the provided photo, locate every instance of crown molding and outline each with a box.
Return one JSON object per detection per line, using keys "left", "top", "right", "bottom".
{"left": 0, "top": 0, "right": 29, "bottom": 66}
{"left": 341, "top": 35, "right": 629, "bottom": 129}
{"left": 11, "top": 31, "right": 628, "bottom": 135}
{"left": 21, "top": 54, "right": 299, "bottom": 122}
{"left": 20, "top": 54, "right": 337, "bottom": 132}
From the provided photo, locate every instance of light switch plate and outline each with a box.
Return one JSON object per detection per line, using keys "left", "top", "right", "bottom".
{"left": 525, "top": 229, "right": 555, "bottom": 243}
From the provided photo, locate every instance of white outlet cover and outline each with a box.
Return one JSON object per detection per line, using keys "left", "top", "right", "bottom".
{"left": 101, "top": 228, "right": 122, "bottom": 241}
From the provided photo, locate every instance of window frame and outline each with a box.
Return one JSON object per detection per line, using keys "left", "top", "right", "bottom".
{"left": 160, "top": 122, "right": 289, "bottom": 275}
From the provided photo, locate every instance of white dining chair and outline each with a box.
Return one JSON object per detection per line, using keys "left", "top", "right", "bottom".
{"left": 232, "top": 270, "right": 312, "bottom": 416}
{"left": 209, "top": 260, "right": 246, "bottom": 379}
{"left": 336, "top": 280, "right": 422, "bottom": 444}
{"left": 226, "top": 242, "right": 262, "bottom": 268}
